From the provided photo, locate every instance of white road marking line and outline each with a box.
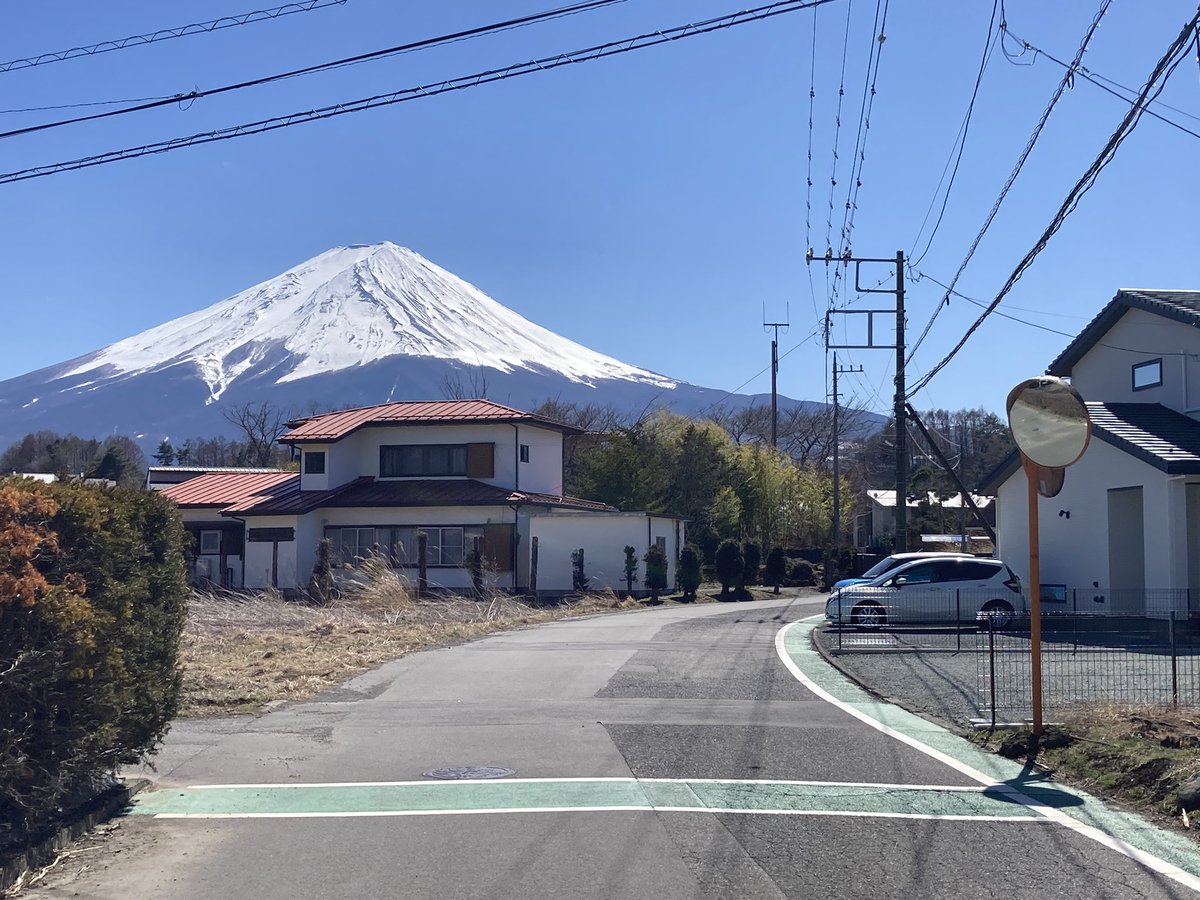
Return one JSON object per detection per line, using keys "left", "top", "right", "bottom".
{"left": 152, "top": 807, "right": 1049, "bottom": 822}
{"left": 190, "top": 777, "right": 641, "bottom": 790}
{"left": 776, "top": 617, "right": 1200, "bottom": 894}
{"left": 186, "top": 777, "right": 992, "bottom": 792}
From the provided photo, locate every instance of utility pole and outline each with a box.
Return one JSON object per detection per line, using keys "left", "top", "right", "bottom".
{"left": 810, "top": 248, "right": 909, "bottom": 551}
{"left": 894, "top": 250, "right": 908, "bottom": 551}
{"left": 763, "top": 306, "right": 789, "bottom": 448}
{"left": 831, "top": 353, "right": 863, "bottom": 547}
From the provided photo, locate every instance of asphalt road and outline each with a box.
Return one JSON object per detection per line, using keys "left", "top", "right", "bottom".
{"left": 30, "top": 594, "right": 1200, "bottom": 899}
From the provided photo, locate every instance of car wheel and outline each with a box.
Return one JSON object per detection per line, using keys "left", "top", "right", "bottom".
{"left": 979, "top": 600, "right": 1014, "bottom": 630}
{"left": 851, "top": 601, "right": 886, "bottom": 629}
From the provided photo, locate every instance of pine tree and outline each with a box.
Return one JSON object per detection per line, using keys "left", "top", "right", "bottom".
{"left": 153, "top": 439, "right": 176, "bottom": 466}
{"left": 643, "top": 545, "right": 668, "bottom": 602}
{"left": 715, "top": 540, "right": 742, "bottom": 597}
{"left": 677, "top": 545, "right": 702, "bottom": 601}
{"left": 623, "top": 545, "right": 638, "bottom": 595}
{"left": 765, "top": 547, "right": 786, "bottom": 595}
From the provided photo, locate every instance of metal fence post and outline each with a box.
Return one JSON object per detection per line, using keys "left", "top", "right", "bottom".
{"left": 1171, "top": 609, "right": 1179, "bottom": 707}
{"left": 838, "top": 592, "right": 843, "bottom": 651}
{"left": 956, "top": 589, "right": 962, "bottom": 653}
{"left": 989, "top": 615, "right": 997, "bottom": 730}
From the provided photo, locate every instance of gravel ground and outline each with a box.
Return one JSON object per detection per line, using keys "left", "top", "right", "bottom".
{"left": 813, "top": 624, "right": 1200, "bottom": 729}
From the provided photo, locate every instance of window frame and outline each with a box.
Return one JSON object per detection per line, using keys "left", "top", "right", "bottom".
{"left": 326, "top": 524, "right": 494, "bottom": 568}
{"left": 198, "top": 530, "right": 221, "bottom": 555}
{"left": 1132, "top": 358, "right": 1163, "bottom": 392}
{"left": 379, "top": 444, "right": 468, "bottom": 478}
{"left": 519, "top": 444, "right": 530, "bottom": 464}
{"left": 303, "top": 450, "right": 326, "bottom": 475}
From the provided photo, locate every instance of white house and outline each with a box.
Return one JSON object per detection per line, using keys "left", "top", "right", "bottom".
{"left": 981, "top": 289, "right": 1200, "bottom": 616}
{"left": 855, "top": 489, "right": 994, "bottom": 549}
{"left": 161, "top": 399, "right": 684, "bottom": 595}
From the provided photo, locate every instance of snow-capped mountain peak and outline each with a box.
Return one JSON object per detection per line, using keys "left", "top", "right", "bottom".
{"left": 63, "top": 242, "right": 677, "bottom": 403}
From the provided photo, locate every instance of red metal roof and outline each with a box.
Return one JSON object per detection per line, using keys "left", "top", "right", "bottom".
{"left": 280, "top": 399, "right": 582, "bottom": 443}
{"left": 222, "top": 476, "right": 374, "bottom": 516}
{"left": 160, "top": 471, "right": 297, "bottom": 508}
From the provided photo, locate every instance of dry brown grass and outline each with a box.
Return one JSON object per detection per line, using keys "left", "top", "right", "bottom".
{"left": 181, "top": 570, "right": 644, "bottom": 716}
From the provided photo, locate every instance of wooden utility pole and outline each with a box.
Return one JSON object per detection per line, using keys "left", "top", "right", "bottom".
{"left": 831, "top": 353, "right": 863, "bottom": 546}
{"left": 764, "top": 308, "right": 789, "bottom": 448}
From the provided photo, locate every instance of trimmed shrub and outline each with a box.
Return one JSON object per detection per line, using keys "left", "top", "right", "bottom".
{"left": 789, "top": 560, "right": 817, "bottom": 587}
{"left": 308, "top": 537, "right": 336, "bottom": 604}
{"left": 677, "top": 546, "right": 702, "bottom": 602}
{"left": 623, "top": 545, "right": 638, "bottom": 595}
{"left": 715, "top": 540, "right": 743, "bottom": 596}
{"left": 765, "top": 547, "right": 786, "bottom": 595}
{"left": 571, "top": 548, "right": 589, "bottom": 593}
{"left": 742, "top": 542, "right": 761, "bottom": 587}
{"left": 0, "top": 480, "right": 189, "bottom": 831}
{"left": 643, "top": 545, "right": 668, "bottom": 601}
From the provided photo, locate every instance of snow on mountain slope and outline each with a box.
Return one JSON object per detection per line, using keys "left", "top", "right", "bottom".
{"left": 63, "top": 242, "right": 678, "bottom": 403}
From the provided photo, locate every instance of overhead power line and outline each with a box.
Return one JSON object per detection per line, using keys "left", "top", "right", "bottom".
{"left": 909, "top": 0, "right": 999, "bottom": 267}
{"left": 0, "top": 0, "right": 349, "bottom": 74}
{"left": 1001, "top": 24, "right": 1200, "bottom": 141}
{"left": 904, "top": 0, "right": 1113, "bottom": 365}
{"left": 0, "top": 0, "right": 631, "bottom": 142}
{"left": 910, "top": 7, "right": 1200, "bottom": 395}
{"left": 0, "top": 0, "right": 839, "bottom": 186}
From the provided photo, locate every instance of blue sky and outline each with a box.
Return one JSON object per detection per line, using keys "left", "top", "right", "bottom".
{"left": 1, "top": 0, "right": 1198, "bottom": 418}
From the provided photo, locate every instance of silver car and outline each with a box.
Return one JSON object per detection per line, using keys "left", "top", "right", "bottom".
{"left": 826, "top": 557, "right": 1025, "bottom": 629}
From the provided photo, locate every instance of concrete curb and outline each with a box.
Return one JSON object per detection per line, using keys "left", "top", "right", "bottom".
{"left": 0, "top": 778, "right": 150, "bottom": 893}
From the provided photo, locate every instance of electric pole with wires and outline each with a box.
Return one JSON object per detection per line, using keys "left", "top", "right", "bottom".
{"left": 763, "top": 306, "right": 790, "bottom": 448}
{"left": 831, "top": 353, "right": 863, "bottom": 547}
{"left": 811, "top": 248, "right": 909, "bottom": 550}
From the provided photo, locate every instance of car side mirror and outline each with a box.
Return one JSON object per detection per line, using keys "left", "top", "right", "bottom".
{"left": 894, "top": 576, "right": 907, "bottom": 587}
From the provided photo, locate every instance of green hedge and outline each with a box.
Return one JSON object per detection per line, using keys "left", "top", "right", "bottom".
{"left": 0, "top": 480, "right": 189, "bottom": 831}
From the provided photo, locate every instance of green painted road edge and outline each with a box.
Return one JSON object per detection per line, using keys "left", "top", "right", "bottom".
{"left": 128, "top": 779, "right": 1055, "bottom": 820}
{"left": 782, "top": 617, "right": 1200, "bottom": 885}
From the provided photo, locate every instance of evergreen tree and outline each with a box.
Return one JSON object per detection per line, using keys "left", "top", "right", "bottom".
{"left": 677, "top": 545, "right": 702, "bottom": 601}
{"left": 765, "top": 547, "right": 786, "bottom": 594}
{"left": 643, "top": 545, "right": 668, "bottom": 602}
{"left": 715, "top": 540, "right": 743, "bottom": 597}
{"left": 89, "top": 445, "right": 132, "bottom": 484}
{"left": 153, "top": 439, "right": 176, "bottom": 466}
{"left": 623, "top": 545, "right": 638, "bottom": 595}
{"left": 742, "top": 541, "right": 761, "bottom": 587}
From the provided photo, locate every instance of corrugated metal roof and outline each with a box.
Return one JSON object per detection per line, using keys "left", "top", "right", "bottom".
{"left": 222, "top": 476, "right": 374, "bottom": 516}
{"left": 147, "top": 466, "right": 286, "bottom": 474}
{"left": 160, "top": 471, "right": 297, "bottom": 507}
{"left": 279, "top": 399, "right": 583, "bottom": 443}
{"left": 220, "top": 477, "right": 621, "bottom": 514}
{"left": 1047, "top": 289, "right": 1200, "bottom": 376}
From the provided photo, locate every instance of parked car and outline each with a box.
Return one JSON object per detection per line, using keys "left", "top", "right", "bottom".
{"left": 826, "top": 557, "right": 1025, "bottom": 629}
{"left": 831, "top": 551, "right": 975, "bottom": 590}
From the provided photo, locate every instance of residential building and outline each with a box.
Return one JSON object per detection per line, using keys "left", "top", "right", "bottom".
{"left": 161, "top": 399, "right": 683, "bottom": 594}
{"left": 981, "top": 289, "right": 1200, "bottom": 615}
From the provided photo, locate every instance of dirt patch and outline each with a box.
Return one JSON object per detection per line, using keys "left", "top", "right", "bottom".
{"left": 181, "top": 576, "right": 682, "bottom": 717}
{"left": 973, "top": 702, "right": 1200, "bottom": 836}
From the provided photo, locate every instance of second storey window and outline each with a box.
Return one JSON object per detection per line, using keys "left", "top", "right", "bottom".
{"left": 1132, "top": 358, "right": 1163, "bottom": 391}
{"left": 380, "top": 444, "right": 468, "bottom": 477}
{"left": 304, "top": 450, "right": 326, "bottom": 474}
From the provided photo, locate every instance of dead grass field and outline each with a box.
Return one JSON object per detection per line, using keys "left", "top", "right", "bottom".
{"left": 181, "top": 564, "right": 667, "bottom": 716}
{"left": 974, "top": 702, "right": 1200, "bottom": 836}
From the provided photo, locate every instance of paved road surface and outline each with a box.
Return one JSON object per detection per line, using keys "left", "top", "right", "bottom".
{"left": 31, "top": 595, "right": 1200, "bottom": 898}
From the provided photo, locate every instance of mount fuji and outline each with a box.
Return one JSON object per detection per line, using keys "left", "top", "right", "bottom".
{"left": 0, "top": 242, "right": 853, "bottom": 446}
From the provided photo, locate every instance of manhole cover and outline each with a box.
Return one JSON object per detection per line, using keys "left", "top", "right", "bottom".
{"left": 424, "top": 766, "right": 516, "bottom": 780}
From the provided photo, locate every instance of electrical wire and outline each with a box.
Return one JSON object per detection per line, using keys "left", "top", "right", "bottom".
{"left": 804, "top": 5, "right": 821, "bottom": 322}
{"left": 0, "top": 0, "right": 349, "bottom": 74}
{"left": 837, "top": 0, "right": 888, "bottom": 258}
{"left": 0, "top": 95, "right": 178, "bottom": 115}
{"left": 1001, "top": 23, "right": 1200, "bottom": 141}
{"left": 904, "top": 0, "right": 1113, "bottom": 366}
{"left": 910, "top": 7, "right": 1200, "bottom": 395}
{"left": 0, "top": 0, "right": 840, "bottom": 185}
{"left": 909, "top": 0, "right": 999, "bottom": 267}
{"left": 0, "top": 0, "right": 630, "bottom": 142}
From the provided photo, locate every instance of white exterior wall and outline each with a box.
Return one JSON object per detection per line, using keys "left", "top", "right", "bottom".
{"left": 529, "top": 513, "right": 683, "bottom": 593}
{"left": 297, "top": 423, "right": 564, "bottom": 493}
{"left": 1069, "top": 308, "right": 1200, "bottom": 414}
{"left": 298, "top": 446, "right": 331, "bottom": 492}
{"left": 514, "top": 425, "right": 564, "bottom": 494}
{"left": 241, "top": 514, "right": 302, "bottom": 590}
{"left": 995, "top": 438, "right": 1177, "bottom": 600}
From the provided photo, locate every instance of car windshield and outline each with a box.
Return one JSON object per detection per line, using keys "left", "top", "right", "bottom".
{"left": 860, "top": 557, "right": 901, "bottom": 579}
